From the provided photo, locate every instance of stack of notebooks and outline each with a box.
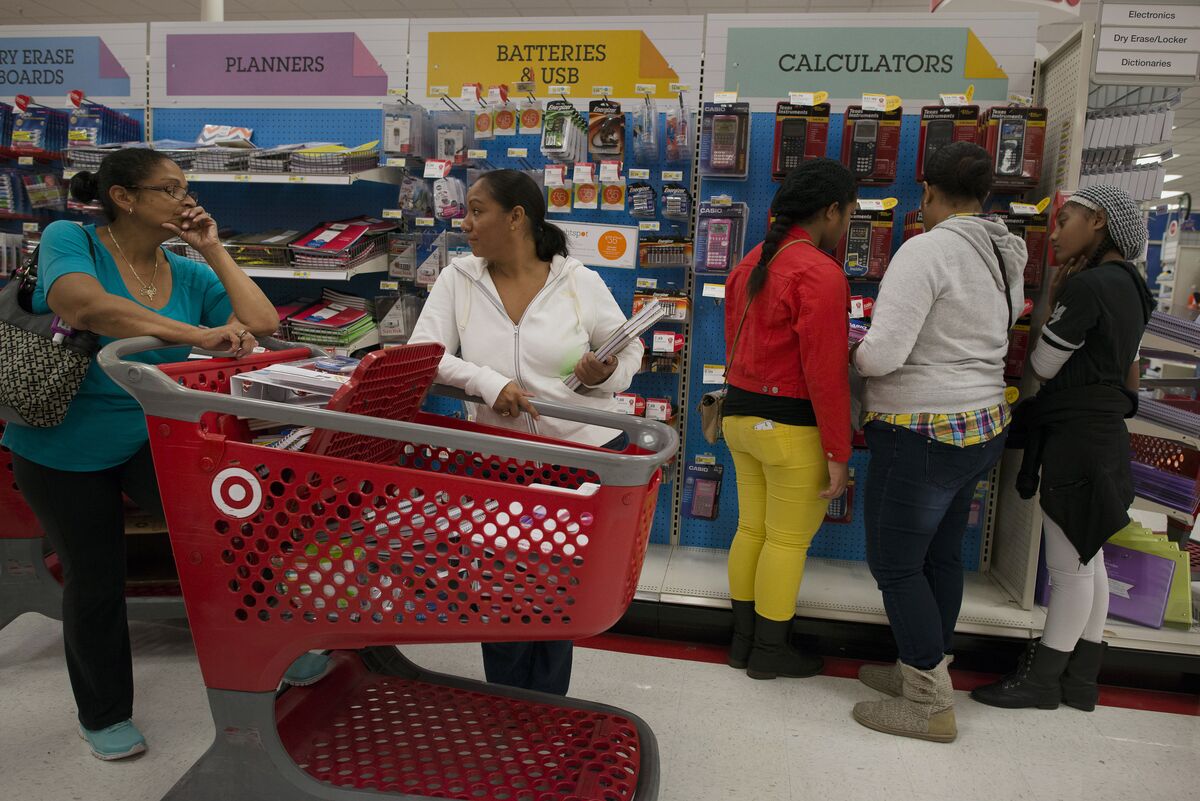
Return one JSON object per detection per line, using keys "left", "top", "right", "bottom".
{"left": 290, "top": 216, "right": 396, "bottom": 270}
{"left": 289, "top": 141, "right": 380, "bottom": 174}
{"left": 224, "top": 229, "right": 302, "bottom": 268}
{"left": 563, "top": 301, "right": 667, "bottom": 392}
{"left": 286, "top": 289, "right": 377, "bottom": 349}
{"left": 193, "top": 146, "right": 255, "bottom": 172}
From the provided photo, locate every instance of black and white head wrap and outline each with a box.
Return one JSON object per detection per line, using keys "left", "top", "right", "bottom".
{"left": 1068, "top": 184, "right": 1147, "bottom": 261}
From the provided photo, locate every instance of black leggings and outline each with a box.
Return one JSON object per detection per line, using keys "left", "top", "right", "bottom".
{"left": 12, "top": 443, "right": 162, "bottom": 730}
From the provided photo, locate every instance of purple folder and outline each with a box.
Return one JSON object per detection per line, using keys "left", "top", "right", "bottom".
{"left": 1102, "top": 544, "right": 1177, "bottom": 629}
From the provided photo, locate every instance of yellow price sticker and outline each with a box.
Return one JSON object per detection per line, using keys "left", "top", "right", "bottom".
{"left": 381, "top": 209, "right": 404, "bottom": 218}
{"left": 234, "top": 174, "right": 251, "bottom": 182}
{"left": 1036, "top": 196, "right": 1052, "bottom": 214}
{"left": 1004, "top": 386, "right": 1020, "bottom": 405}
{"left": 17, "top": 156, "right": 33, "bottom": 166}
{"left": 288, "top": 175, "right": 306, "bottom": 183}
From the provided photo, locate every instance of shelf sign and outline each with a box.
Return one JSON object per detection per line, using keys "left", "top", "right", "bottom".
{"left": 702, "top": 364, "right": 726, "bottom": 384}
{"left": 1094, "top": 3, "right": 1200, "bottom": 85}
{"left": 702, "top": 283, "right": 726, "bottom": 299}
{"left": 385, "top": 157, "right": 406, "bottom": 167}
{"left": 628, "top": 168, "right": 650, "bottom": 180}
{"left": 0, "top": 35, "right": 132, "bottom": 97}
{"left": 381, "top": 209, "right": 404, "bottom": 218}
{"left": 507, "top": 147, "right": 528, "bottom": 158}
{"left": 423, "top": 159, "right": 452, "bottom": 178}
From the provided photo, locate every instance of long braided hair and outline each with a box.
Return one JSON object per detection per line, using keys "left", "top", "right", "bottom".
{"left": 747, "top": 158, "right": 856, "bottom": 299}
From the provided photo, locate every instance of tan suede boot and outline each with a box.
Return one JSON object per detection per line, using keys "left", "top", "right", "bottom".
{"left": 859, "top": 654, "right": 954, "bottom": 697}
{"left": 852, "top": 656, "right": 957, "bottom": 743}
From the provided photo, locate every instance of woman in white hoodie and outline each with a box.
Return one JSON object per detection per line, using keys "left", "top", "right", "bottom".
{"left": 409, "top": 169, "right": 644, "bottom": 695}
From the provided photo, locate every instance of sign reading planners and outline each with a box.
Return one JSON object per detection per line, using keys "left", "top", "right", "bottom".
{"left": 557, "top": 221, "right": 637, "bottom": 270}
{"left": 151, "top": 19, "right": 409, "bottom": 107}
{"left": 707, "top": 13, "right": 1036, "bottom": 110}
{"left": 410, "top": 16, "right": 704, "bottom": 104}
{"left": 0, "top": 24, "right": 143, "bottom": 106}
{"left": 1094, "top": 3, "right": 1200, "bottom": 85}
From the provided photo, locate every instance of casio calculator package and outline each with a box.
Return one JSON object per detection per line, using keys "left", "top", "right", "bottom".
{"left": 915, "top": 105, "right": 981, "bottom": 182}
{"left": 382, "top": 102, "right": 430, "bottom": 157}
{"left": 840, "top": 106, "right": 902, "bottom": 186}
{"left": 834, "top": 208, "right": 894, "bottom": 280}
{"left": 699, "top": 102, "right": 751, "bottom": 179}
{"left": 772, "top": 102, "right": 831, "bottom": 180}
{"left": 683, "top": 463, "right": 724, "bottom": 521}
{"left": 588, "top": 99, "right": 625, "bottom": 160}
{"left": 694, "top": 200, "right": 749, "bottom": 274}
{"left": 982, "top": 106, "right": 1047, "bottom": 191}
{"left": 431, "top": 110, "right": 474, "bottom": 165}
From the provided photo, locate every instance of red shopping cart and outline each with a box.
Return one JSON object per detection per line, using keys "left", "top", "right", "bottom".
{"left": 100, "top": 336, "right": 677, "bottom": 801}
{"left": 0, "top": 343, "right": 331, "bottom": 632}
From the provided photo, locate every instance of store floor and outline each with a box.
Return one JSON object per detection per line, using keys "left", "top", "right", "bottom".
{"left": 1, "top": 615, "right": 1197, "bottom": 801}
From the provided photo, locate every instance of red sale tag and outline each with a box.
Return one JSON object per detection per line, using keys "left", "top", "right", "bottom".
{"left": 68, "top": 89, "right": 85, "bottom": 108}
{"left": 14, "top": 94, "right": 31, "bottom": 112}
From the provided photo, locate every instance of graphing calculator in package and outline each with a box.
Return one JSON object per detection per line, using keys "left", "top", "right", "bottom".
{"left": 840, "top": 106, "right": 902, "bottom": 186}
{"left": 772, "top": 102, "right": 831, "bottom": 180}
{"left": 700, "top": 102, "right": 750, "bottom": 179}
{"left": 694, "top": 201, "right": 748, "bottom": 274}
{"left": 982, "top": 106, "right": 1047, "bottom": 191}
{"left": 834, "top": 208, "right": 894, "bottom": 280}
{"left": 683, "top": 463, "right": 724, "bottom": 521}
{"left": 824, "top": 468, "right": 855, "bottom": 524}
{"left": 915, "top": 106, "right": 981, "bottom": 182}
{"left": 996, "top": 210, "right": 1049, "bottom": 289}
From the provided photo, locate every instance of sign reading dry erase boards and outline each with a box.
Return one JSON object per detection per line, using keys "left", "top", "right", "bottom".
{"left": 0, "top": 24, "right": 144, "bottom": 107}
{"left": 151, "top": 19, "right": 409, "bottom": 107}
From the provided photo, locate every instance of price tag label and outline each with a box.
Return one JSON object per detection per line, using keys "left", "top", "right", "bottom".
{"left": 661, "top": 170, "right": 683, "bottom": 181}
{"left": 669, "top": 83, "right": 690, "bottom": 93}
{"left": 17, "top": 156, "right": 33, "bottom": 166}
{"left": 573, "top": 163, "right": 595, "bottom": 183}
{"left": 22, "top": 222, "right": 39, "bottom": 233}
{"left": 789, "top": 92, "right": 816, "bottom": 106}
{"left": 628, "top": 168, "right": 650, "bottom": 180}
{"left": 291, "top": 270, "right": 313, "bottom": 279}
{"left": 544, "top": 165, "right": 566, "bottom": 186}
{"left": 507, "top": 147, "right": 528, "bottom": 158}
{"left": 599, "top": 161, "right": 621, "bottom": 183}
{"left": 415, "top": 217, "right": 435, "bottom": 227}
{"left": 702, "top": 364, "right": 726, "bottom": 384}
{"left": 862, "top": 93, "right": 888, "bottom": 111}
{"left": 288, "top": 175, "right": 307, "bottom": 183}
{"left": 460, "top": 84, "right": 480, "bottom": 102}
{"left": 636, "top": 277, "right": 658, "bottom": 289}
{"left": 1010, "top": 202, "right": 1040, "bottom": 216}
{"left": 940, "top": 93, "right": 970, "bottom": 107}
{"left": 711, "top": 195, "right": 733, "bottom": 206}
{"left": 487, "top": 86, "right": 504, "bottom": 104}
{"left": 638, "top": 221, "right": 661, "bottom": 232}
{"left": 702, "top": 283, "right": 726, "bottom": 299}
{"left": 713, "top": 90, "right": 738, "bottom": 103}
{"left": 653, "top": 332, "right": 677, "bottom": 353}
{"left": 1008, "top": 93, "right": 1033, "bottom": 107}
{"left": 451, "top": 218, "right": 464, "bottom": 229}
{"left": 464, "top": 149, "right": 486, "bottom": 160}
{"left": 379, "top": 280, "right": 400, "bottom": 290}
{"left": 635, "top": 83, "right": 657, "bottom": 95}
{"left": 381, "top": 209, "right": 404, "bottom": 219}
{"left": 385, "top": 157, "right": 407, "bottom": 168}
{"left": 548, "top": 85, "right": 570, "bottom": 96}
{"left": 592, "top": 85, "right": 613, "bottom": 96}
{"left": 857, "top": 198, "right": 898, "bottom": 211}
{"left": 429, "top": 85, "right": 449, "bottom": 97}
{"left": 387, "top": 88, "right": 406, "bottom": 96}
{"left": 694, "top": 454, "right": 717, "bottom": 465}
{"left": 423, "top": 159, "right": 452, "bottom": 178}
{"left": 515, "top": 81, "right": 536, "bottom": 94}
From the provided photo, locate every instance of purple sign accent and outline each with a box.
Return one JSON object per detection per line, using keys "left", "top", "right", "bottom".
{"left": 99, "top": 41, "right": 125, "bottom": 79}
{"left": 166, "top": 32, "right": 388, "bottom": 97}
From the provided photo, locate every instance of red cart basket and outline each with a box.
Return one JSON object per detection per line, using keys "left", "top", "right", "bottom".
{"left": 99, "top": 336, "right": 677, "bottom": 801}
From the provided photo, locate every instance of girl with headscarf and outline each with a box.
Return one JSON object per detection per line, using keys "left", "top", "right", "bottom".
{"left": 972, "top": 184, "right": 1154, "bottom": 712}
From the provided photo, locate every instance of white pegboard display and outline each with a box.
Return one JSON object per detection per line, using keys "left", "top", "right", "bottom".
{"left": 1036, "top": 28, "right": 1089, "bottom": 199}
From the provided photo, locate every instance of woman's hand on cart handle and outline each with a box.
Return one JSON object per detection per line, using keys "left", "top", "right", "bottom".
{"left": 493, "top": 381, "right": 539, "bottom": 419}
{"left": 574, "top": 352, "right": 618, "bottom": 387}
{"left": 190, "top": 323, "right": 258, "bottom": 358}
{"left": 820, "top": 459, "right": 849, "bottom": 500}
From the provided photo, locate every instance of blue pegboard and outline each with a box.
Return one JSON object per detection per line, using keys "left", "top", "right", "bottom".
{"left": 682, "top": 111, "right": 985, "bottom": 569}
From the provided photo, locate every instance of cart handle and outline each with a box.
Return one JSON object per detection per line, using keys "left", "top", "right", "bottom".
{"left": 99, "top": 337, "right": 678, "bottom": 488}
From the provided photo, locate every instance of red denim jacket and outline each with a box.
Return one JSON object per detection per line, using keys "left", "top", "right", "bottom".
{"left": 724, "top": 228, "right": 852, "bottom": 462}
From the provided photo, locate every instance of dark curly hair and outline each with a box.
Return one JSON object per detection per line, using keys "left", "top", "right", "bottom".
{"left": 68, "top": 147, "right": 175, "bottom": 221}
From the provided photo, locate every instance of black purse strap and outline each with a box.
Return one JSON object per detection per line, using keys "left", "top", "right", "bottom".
{"left": 18, "top": 229, "right": 99, "bottom": 313}
{"left": 724, "top": 238, "right": 808, "bottom": 390}
{"left": 990, "top": 239, "right": 1014, "bottom": 330}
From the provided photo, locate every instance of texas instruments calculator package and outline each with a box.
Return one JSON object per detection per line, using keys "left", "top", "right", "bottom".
{"left": 982, "top": 106, "right": 1047, "bottom": 191}
{"left": 840, "top": 106, "right": 902, "bottom": 186}
{"left": 916, "top": 105, "right": 981, "bottom": 182}
{"left": 772, "top": 102, "right": 831, "bottom": 181}
{"left": 834, "top": 208, "right": 895, "bottom": 280}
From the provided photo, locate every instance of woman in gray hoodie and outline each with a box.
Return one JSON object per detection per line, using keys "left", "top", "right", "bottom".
{"left": 849, "top": 142, "right": 1026, "bottom": 743}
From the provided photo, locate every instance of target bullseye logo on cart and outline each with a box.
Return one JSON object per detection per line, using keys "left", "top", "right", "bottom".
{"left": 211, "top": 467, "right": 263, "bottom": 519}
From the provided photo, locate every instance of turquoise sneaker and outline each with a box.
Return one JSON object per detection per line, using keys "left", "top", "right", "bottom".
{"left": 78, "top": 719, "right": 147, "bottom": 761}
{"left": 283, "top": 652, "right": 333, "bottom": 687}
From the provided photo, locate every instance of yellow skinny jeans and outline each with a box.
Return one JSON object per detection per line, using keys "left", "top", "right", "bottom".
{"left": 724, "top": 415, "right": 831, "bottom": 622}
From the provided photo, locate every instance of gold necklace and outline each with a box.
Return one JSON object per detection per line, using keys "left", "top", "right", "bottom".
{"left": 108, "top": 228, "right": 160, "bottom": 301}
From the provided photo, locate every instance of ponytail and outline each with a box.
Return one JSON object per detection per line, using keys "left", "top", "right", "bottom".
{"left": 747, "top": 158, "right": 856, "bottom": 299}
{"left": 532, "top": 219, "right": 569, "bottom": 262}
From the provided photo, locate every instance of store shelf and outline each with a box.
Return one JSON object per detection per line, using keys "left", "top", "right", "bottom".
{"left": 242, "top": 254, "right": 387, "bottom": 282}
{"left": 63, "top": 166, "right": 406, "bottom": 185}
{"left": 634, "top": 543, "right": 672, "bottom": 602}
{"left": 643, "top": 545, "right": 1038, "bottom": 636}
{"left": 1028, "top": 602, "right": 1200, "bottom": 657}
{"left": 1132, "top": 495, "right": 1196, "bottom": 528}
{"left": 1128, "top": 416, "right": 1200, "bottom": 449}
{"left": 1142, "top": 331, "right": 1200, "bottom": 360}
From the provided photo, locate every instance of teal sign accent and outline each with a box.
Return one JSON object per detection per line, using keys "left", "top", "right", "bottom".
{"left": 724, "top": 27, "right": 1009, "bottom": 101}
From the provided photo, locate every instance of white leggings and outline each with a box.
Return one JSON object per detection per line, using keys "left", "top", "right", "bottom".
{"left": 1041, "top": 512, "right": 1109, "bottom": 652}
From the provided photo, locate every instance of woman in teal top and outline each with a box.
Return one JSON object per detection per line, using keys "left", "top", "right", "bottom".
{"left": 4, "top": 148, "right": 276, "bottom": 761}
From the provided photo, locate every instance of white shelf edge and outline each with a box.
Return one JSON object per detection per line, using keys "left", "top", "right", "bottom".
{"left": 1028, "top": 603, "right": 1200, "bottom": 656}
{"left": 1127, "top": 416, "right": 1200, "bottom": 449}
{"left": 63, "top": 167, "right": 403, "bottom": 185}
{"left": 1131, "top": 495, "right": 1196, "bottom": 527}
{"left": 1142, "top": 331, "right": 1200, "bottom": 360}
{"left": 242, "top": 254, "right": 388, "bottom": 281}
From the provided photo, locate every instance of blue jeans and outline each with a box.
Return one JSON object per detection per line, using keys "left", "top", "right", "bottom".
{"left": 481, "top": 641, "right": 573, "bottom": 696}
{"left": 864, "top": 422, "right": 1007, "bottom": 670}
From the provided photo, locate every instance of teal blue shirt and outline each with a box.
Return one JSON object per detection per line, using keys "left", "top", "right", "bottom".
{"left": 3, "top": 221, "right": 233, "bottom": 471}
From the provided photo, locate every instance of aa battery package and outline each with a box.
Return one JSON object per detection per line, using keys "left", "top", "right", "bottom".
{"left": 982, "top": 106, "right": 1047, "bottom": 190}
{"left": 835, "top": 208, "right": 894, "bottom": 280}
{"left": 916, "top": 105, "right": 981, "bottom": 182}
{"left": 699, "top": 102, "right": 751, "bottom": 179}
{"left": 841, "top": 106, "right": 902, "bottom": 186}
{"left": 772, "top": 102, "right": 831, "bottom": 180}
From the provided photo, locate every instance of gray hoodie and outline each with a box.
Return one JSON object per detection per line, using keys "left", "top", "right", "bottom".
{"left": 854, "top": 215, "right": 1027, "bottom": 415}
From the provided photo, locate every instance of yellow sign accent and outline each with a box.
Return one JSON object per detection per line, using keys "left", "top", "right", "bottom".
{"left": 965, "top": 31, "right": 1007, "bottom": 80}
{"left": 1036, "top": 196, "right": 1052, "bottom": 214}
{"left": 966, "top": 84, "right": 975, "bottom": 102}
{"left": 428, "top": 30, "right": 680, "bottom": 99}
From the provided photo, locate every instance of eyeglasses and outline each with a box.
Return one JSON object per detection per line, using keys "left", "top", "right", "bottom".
{"left": 128, "top": 185, "right": 199, "bottom": 203}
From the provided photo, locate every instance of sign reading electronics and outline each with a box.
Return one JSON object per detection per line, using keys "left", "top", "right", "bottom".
{"left": 427, "top": 31, "right": 680, "bottom": 99}
{"left": 724, "top": 27, "right": 1011, "bottom": 102}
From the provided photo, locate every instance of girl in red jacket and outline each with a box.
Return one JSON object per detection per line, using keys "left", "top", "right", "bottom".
{"left": 723, "top": 159, "right": 857, "bottom": 679}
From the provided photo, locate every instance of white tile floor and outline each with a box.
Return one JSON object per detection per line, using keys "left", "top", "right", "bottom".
{"left": 1, "top": 614, "right": 1197, "bottom": 801}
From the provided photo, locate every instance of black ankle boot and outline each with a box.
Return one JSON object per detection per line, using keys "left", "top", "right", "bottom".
{"left": 746, "top": 615, "right": 823, "bottom": 680}
{"left": 1061, "top": 639, "right": 1106, "bottom": 712}
{"left": 971, "top": 640, "right": 1070, "bottom": 710}
{"left": 728, "top": 600, "right": 756, "bottom": 669}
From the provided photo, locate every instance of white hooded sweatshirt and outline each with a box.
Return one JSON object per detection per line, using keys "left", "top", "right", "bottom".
{"left": 409, "top": 254, "right": 644, "bottom": 446}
